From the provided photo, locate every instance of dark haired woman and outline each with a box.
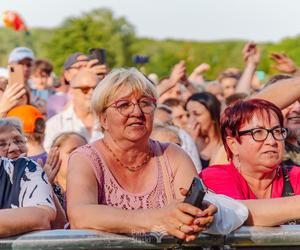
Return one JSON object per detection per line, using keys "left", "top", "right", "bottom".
{"left": 185, "top": 92, "right": 221, "bottom": 169}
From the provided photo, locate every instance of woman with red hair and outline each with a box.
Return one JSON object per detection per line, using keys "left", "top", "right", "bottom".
{"left": 200, "top": 99, "right": 300, "bottom": 224}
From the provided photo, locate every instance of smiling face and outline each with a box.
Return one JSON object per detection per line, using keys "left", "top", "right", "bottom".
{"left": 228, "top": 111, "right": 284, "bottom": 173}
{"left": 101, "top": 85, "right": 155, "bottom": 143}
{"left": 0, "top": 126, "right": 28, "bottom": 160}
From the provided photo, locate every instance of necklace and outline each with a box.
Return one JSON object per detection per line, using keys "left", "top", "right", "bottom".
{"left": 102, "top": 139, "right": 152, "bottom": 172}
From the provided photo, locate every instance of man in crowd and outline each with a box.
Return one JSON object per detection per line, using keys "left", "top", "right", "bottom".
{"left": 8, "top": 47, "right": 34, "bottom": 85}
{"left": 44, "top": 69, "right": 102, "bottom": 151}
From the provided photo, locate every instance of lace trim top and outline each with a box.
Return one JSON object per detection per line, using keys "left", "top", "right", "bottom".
{"left": 71, "top": 140, "right": 175, "bottom": 210}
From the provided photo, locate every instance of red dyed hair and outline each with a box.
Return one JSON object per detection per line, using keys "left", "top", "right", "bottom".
{"left": 221, "top": 98, "right": 284, "bottom": 160}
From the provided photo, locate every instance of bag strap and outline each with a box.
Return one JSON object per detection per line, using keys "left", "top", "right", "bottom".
{"left": 281, "top": 165, "right": 300, "bottom": 225}
{"left": 155, "top": 141, "right": 173, "bottom": 204}
{"left": 281, "top": 165, "right": 295, "bottom": 197}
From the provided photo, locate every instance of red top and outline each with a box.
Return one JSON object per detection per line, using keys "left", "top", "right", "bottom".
{"left": 199, "top": 162, "right": 300, "bottom": 199}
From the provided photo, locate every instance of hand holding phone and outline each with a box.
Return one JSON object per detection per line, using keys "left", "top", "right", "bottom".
{"left": 8, "top": 64, "right": 25, "bottom": 86}
{"left": 88, "top": 48, "right": 106, "bottom": 65}
{"left": 184, "top": 177, "right": 206, "bottom": 209}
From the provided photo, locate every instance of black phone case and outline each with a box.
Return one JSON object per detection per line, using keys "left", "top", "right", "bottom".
{"left": 89, "top": 48, "right": 106, "bottom": 64}
{"left": 183, "top": 177, "right": 206, "bottom": 208}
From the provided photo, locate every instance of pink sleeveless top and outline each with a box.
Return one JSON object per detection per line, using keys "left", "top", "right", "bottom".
{"left": 72, "top": 140, "right": 175, "bottom": 209}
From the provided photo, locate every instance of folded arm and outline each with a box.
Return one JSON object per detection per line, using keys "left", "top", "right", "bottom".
{"left": 0, "top": 206, "right": 55, "bottom": 237}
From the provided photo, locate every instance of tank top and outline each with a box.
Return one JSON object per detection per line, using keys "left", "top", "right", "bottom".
{"left": 71, "top": 140, "right": 175, "bottom": 210}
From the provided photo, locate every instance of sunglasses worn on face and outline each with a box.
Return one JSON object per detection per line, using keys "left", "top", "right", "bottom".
{"left": 72, "top": 85, "right": 96, "bottom": 95}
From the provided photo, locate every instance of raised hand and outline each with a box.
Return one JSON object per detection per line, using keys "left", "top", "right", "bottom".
{"left": 170, "top": 60, "right": 187, "bottom": 84}
{"left": 0, "top": 83, "right": 26, "bottom": 117}
{"left": 41, "top": 147, "right": 61, "bottom": 184}
{"left": 270, "top": 52, "right": 299, "bottom": 74}
{"left": 189, "top": 63, "right": 210, "bottom": 84}
{"left": 242, "top": 42, "right": 260, "bottom": 66}
{"left": 85, "top": 59, "right": 109, "bottom": 78}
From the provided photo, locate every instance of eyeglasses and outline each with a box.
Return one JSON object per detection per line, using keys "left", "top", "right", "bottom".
{"left": 238, "top": 126, "right": 288, "bottom": 142}
{"left": 72, "top": 85, "right": 96, "bottom": 95}
{"left": 105, "top": 97, "right": 157, "bottom": 116}
{"left": 0, "top": 138, "right": 27, "bottom": 151}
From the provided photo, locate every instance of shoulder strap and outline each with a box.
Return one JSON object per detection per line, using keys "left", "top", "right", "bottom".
{"left": 281, "top": 165, "right": 300, "bottom": 225}
{"left": 155, "top": 141, "right": 174, "bottom": 204}
{"left": 281, "top": 165, "right": 295, "bottom": 197}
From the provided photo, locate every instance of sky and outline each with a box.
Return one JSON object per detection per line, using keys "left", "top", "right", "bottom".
{"left": 0, "top": 0, "right": 299, "bottom": 43}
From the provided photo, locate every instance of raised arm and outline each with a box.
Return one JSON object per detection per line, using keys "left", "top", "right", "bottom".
{"left": 270, "top": 52, "right": 300, "bottom": 76}
{"left": 253, "top": 76, "right": 300, "bottom": 109}
{"left": 236, "top": 42, "right": 261, "bottom": 94}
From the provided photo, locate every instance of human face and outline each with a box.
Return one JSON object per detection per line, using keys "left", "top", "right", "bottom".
{"left": 282, "top": 100, "right": 300, "bottom": 142}
{"left": 102, "top": 87, "right": 155, "bottom": 143}
{"left": 0, "top": 126, "right": 28, "bottom": 160}
{"left": 70, "top": 73, "right": 98, "bottom": 111}
{"left": 64, "top": 55, "right": 89, "bottom": 82}
{"left": 172, "top": 105, "right": 188, "bottom": 129}
{"left": 31, "top": 70, "right": 50, "bottom": 89}
{"left": 186, "top": 100, "right": 213, "bottom": 137}
{"left": 221, "top": 77, "right": 237, "bottom": 98}
{"left": 57, "top": 135, "right": 86, "bottom": 189}
{"left": 159, "top": 82, "right": 182, "bottom": 103}
{"left": 233, "top": 111, "right": 285, "bottom": 173}
{"left": 18, "top": 58, "right": 33, "bottom": 82}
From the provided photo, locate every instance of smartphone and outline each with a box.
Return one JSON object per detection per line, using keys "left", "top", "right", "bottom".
{"left": 88, "top": 48, "right": 106, "bottom": 65}
{"left": 133, "top": 55, "right": 149, "bottom": 65}
{"left": 8, "top": 64, "right": 25, "bottom": 86}
{"left": 184, "top": 177, "right": 206, "bottom": 208}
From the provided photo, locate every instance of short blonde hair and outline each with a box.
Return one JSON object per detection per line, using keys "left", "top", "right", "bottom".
{"left": 91, "top": 68, "right": 158, "bottom": 119}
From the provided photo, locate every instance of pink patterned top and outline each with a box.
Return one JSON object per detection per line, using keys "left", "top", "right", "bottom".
{"left": 71, "top": 140, "right": 175, "bottom": 210}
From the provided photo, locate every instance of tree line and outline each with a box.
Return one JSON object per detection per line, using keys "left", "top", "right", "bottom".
{"left": 0, "top": 8, "right": 300, "bottom": 81}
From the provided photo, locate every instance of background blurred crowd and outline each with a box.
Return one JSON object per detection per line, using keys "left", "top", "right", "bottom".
{"left": 1, "top": 39, "right": 300, "bottom": 238}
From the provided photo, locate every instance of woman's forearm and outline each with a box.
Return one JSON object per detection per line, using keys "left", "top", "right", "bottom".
{"left": 0, "top": 206, "right": 55, "bottom": 237}
{"left": 68, "top": 204, "right": 157, "bottom": 233}
{"left": 242, "top": 196, "right": 300, "bottom": 226}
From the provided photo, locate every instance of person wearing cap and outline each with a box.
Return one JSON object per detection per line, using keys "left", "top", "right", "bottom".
{"left": 44, "top": 69, "right": 103, "bottom": 152}
{"left": 63, "top": 52, "right": 108, "bottom": 84}
{"left": 7, "top": 104, "right": 49, "bottom": 165}
{"left": 8, "top": 47, "right": 35, "bottom": 83}
{"left": 46, "top": 52, "right": 108, "bottom": 119}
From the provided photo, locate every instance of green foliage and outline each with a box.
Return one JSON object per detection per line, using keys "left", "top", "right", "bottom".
{"left": 0, "top": 8, "right": 299, "bottom": 81}
{"left": 46, "top": 8, "right": 136, "bottom": 74}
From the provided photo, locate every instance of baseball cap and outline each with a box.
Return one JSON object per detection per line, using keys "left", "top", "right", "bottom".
{"left": 63, "top": 52, "right": 89, "bottom": 70}
{"left": 7, "top": 105, "right": 44, "bottom": 133}
{"left": 8, "top": 47, "right": 35, "bottom": 64}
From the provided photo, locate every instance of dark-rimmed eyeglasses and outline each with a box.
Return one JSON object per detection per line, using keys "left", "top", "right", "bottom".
{"left": 104, "top": 97, "right": 157, "bottom": 116}
{"left": 238, "top": 125, "right": 288, "bottom": 142}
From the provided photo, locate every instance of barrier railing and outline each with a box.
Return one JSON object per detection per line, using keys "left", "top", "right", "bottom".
{"left": 2, "top": 225, "right": 300, "bottom": 250}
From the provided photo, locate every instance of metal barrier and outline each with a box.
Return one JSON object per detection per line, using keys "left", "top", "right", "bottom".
{"left": 2, "top": 226, "right": 300, "bottom": 250}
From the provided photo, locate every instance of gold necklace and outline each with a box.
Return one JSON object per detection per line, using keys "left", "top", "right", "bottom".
{"left": 102, "top": 139, "right": 152, "bottom": 172}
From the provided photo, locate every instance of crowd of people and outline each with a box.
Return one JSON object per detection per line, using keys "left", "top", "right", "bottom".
{"left": 0, "top": 41, "right": 300, "bottom": 240}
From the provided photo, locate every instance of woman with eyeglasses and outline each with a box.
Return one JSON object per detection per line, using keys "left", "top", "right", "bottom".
{"left": 67, "top": 68, "right": 248, "bottom": 241}
{"left": 200, "top": 99, "right": 300, "bottom": 205}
